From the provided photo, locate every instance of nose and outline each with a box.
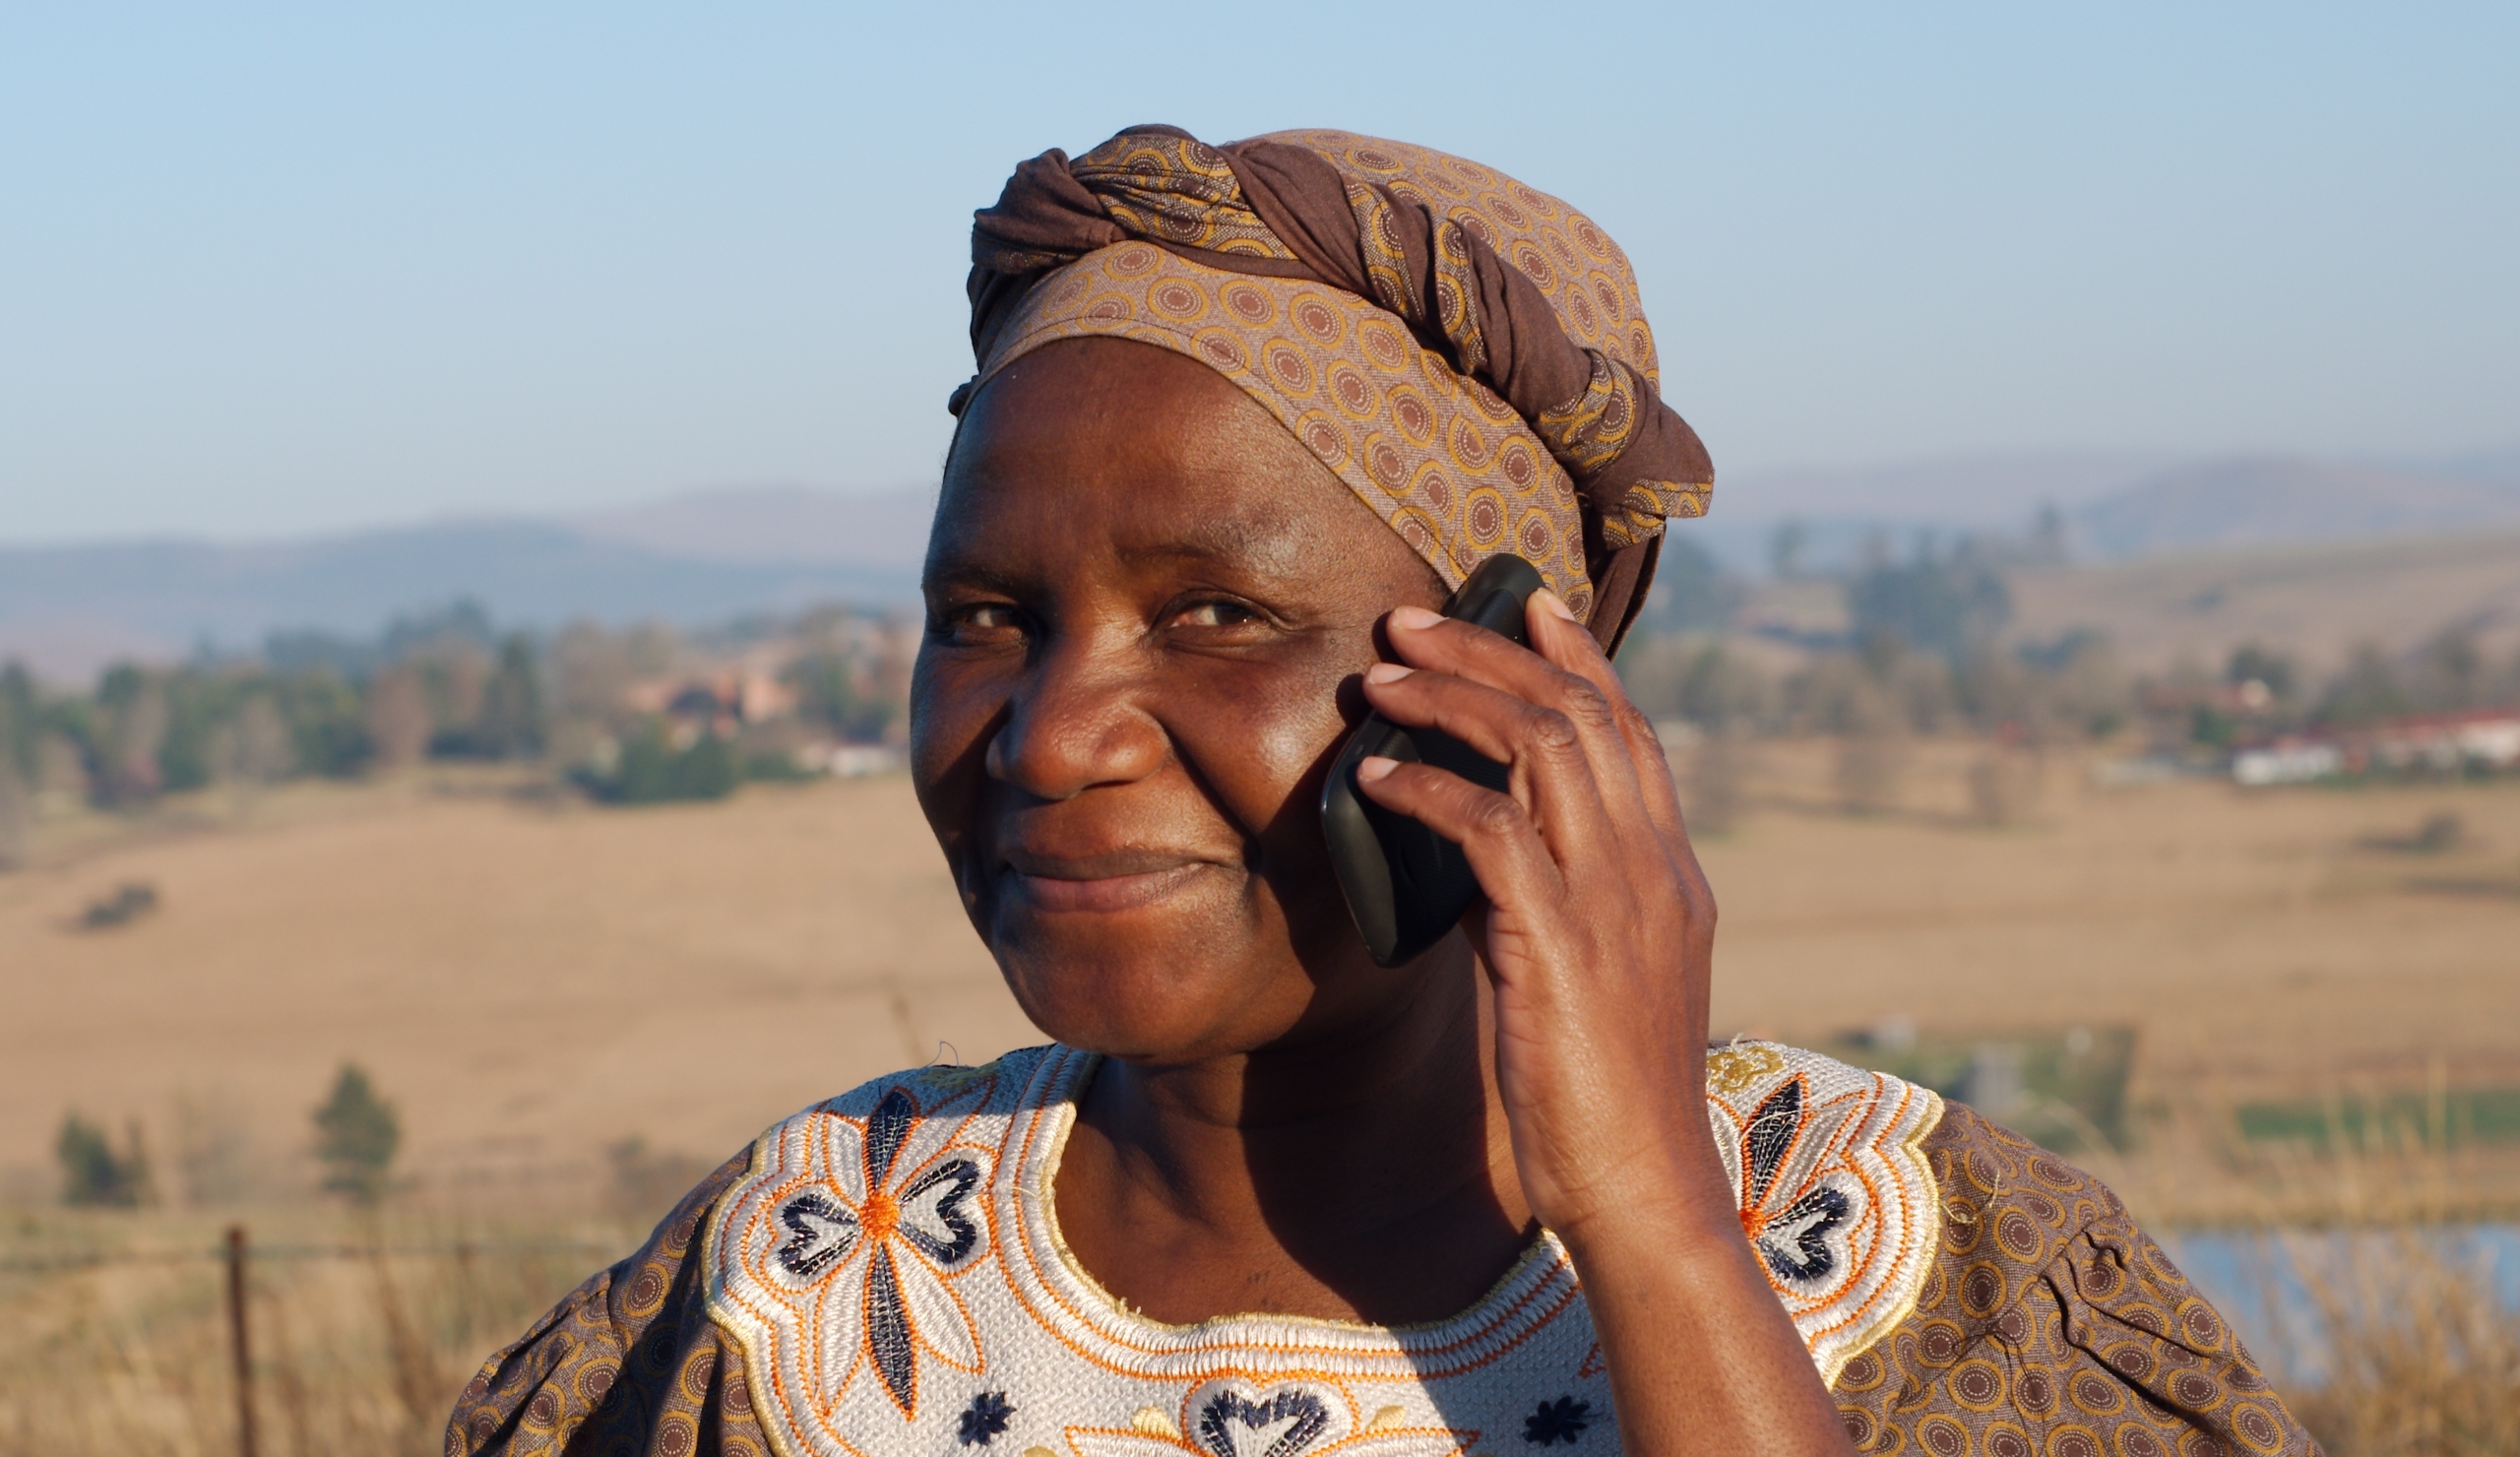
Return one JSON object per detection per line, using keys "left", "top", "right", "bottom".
{"left": 983, "top": 628, "right": 1169, "bottom": 801}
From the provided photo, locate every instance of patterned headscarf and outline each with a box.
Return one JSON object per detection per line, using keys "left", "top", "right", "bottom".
{"left": 950, "top": 126, "right": 1713, "bottom": 650}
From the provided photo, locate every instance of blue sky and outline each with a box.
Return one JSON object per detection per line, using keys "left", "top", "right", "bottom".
{"left": 2, "top": 2, "right": 2512, "bottom": 543}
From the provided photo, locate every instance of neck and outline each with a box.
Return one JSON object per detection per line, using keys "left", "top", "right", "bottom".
{"left": 1054, "top": 944, "right": 1539, "bottom": 1325}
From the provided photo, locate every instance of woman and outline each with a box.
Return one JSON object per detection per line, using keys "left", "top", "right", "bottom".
{"left": 450, "top": 129, "right": 2314, "bottom": 1457}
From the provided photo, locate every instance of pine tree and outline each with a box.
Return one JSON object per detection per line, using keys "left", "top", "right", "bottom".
{"left": 313, "top": 1063, "right": 400, "bottom": 1204}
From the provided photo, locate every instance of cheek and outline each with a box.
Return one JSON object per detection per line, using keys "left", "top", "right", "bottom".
{"left": 1172, "top": 649, "right": 1362, "bottom": 857}
{"left": 909, "top": 649, "right": 1003, "bottom": 852}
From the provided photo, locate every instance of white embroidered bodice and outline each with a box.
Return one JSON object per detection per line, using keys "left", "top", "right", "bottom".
{"left": 702, "top": 1043, "right": 1941, "bottom": 1457}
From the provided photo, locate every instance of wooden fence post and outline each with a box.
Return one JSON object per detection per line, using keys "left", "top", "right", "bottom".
{"left": 225, "top": 1223, "right": 259, "bottom": 1457}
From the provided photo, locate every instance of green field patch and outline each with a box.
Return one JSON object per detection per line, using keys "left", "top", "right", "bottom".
{"left": 2236, "top": 1087, "right": 2520, "bottom": 1152}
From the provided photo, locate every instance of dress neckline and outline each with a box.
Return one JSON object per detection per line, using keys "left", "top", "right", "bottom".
{"left": 993, "top": 1044, "right": 1589, "bottom": 1379}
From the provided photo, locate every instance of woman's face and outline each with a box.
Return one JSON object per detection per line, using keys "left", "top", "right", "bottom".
{"left": 913, "top": 338, "right": 1454, "bottom": 1065}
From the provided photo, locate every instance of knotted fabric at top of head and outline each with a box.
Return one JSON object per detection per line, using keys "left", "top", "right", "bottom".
{"left": 952, "top": 127, "right": 1714, "bottom": 651}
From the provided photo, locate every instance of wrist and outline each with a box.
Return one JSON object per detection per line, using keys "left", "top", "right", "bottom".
{"left": 1547, "top": 1147, "right": 1744, "bottom": 1266}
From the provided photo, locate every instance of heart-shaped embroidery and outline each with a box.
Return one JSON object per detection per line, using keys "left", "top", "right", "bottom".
{"left": 895, "top": 1158, "right": 983, "bottom": 1267}
{"left": 1194, "top": 1387, "right": 1332, "bottom": 1457}
{"left": 776, "top": 1189, "right": 859, "bottom": 1279}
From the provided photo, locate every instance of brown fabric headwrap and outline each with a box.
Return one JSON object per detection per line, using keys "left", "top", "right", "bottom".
{"left": 952, "top": 126, "right": 1714, "bottom": 651}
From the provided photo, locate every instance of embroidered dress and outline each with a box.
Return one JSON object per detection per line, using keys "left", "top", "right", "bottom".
{"left": 447, "top": 1044, "right": 2315, "bottom": 1457}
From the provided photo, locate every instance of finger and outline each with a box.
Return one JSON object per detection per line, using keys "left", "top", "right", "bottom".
{"left": 1521, "top": 592, "right": 1689, "bottom": 854}
{"left": 1353, "top": 755, "right": 1568, "bottom": 928}
{"left": 1360, "top": 664, "right": 1620, "bottom": 865}
{"left": 1385, "top": 602, "right": 1651, "bottom": 837}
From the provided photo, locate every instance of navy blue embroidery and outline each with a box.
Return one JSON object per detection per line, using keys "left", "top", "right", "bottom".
{"left": 865, "top": 1244, "right": 917, "bottom": 1413}
{"left": 1732, "top": 1074, "right": 1851, "bottom": 1287}
{"left": 1523, "top": 1397, "right": 1592, "bottom": 1446}
{"left": 899, "top": 1157, "right": 983, "bottom": 1266}
{"left": 1757, "top": 1185, "right": 1851, "bottom": 1284}
{"left": 775, "top": 1190, "right": 858, "bottom": 1278}
{"left": 865, "top": 1086, "right": 915, "bottom": 1186}
{"left": 1196, "top": 1388, "right": 1331, "bottom": 1457}
{"left": 1741, "top": 1076, "right": 1803, "bottom": 1208}
{"left": 779, "top": 1084, "right": 988, "bottom": 1419}
{"left": 958, "top": 1391, "right": 1015, "bottom": 1446}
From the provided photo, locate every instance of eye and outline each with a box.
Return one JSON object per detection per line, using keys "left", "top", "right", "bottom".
{"left": 1167, "top": 599, "right": 1264, "bottom": 629}
{"left": 932, "top": 601, "right": 1028, "bottom": 645}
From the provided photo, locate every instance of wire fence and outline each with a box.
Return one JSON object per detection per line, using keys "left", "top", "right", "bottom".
{"left": 0, "top": 1220, "right": 639, "bottom": 1457}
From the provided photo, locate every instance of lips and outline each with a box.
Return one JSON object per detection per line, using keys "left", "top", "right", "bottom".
{"left": 998, "top": 846, "right": 1227, "bottom": 914}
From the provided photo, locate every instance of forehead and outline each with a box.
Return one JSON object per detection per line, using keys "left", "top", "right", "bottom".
{"left": 928, "top": 340, "right": 1401, "bottom": 587}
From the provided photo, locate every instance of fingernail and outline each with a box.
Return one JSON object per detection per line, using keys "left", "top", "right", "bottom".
{"left": 1389, "top": 604, "right": 1442, "bottom": 631}
{"left": 1363, "top": 663, "right": 1414, "bottom": 685}
{"left": 1355, "top": 755, "right": 1398, "bottom": 784}
{"left": 1534, "top": 590, "right": 1579, "bottom": 623}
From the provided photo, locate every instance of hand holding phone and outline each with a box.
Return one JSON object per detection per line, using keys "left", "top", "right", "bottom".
{"left": 1319, "top": 553, "right": 1545, "bottom": 967}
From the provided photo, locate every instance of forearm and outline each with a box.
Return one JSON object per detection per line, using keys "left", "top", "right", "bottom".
{"left": 1560, "top": 1161, "right": 1857, "bottom": 1457}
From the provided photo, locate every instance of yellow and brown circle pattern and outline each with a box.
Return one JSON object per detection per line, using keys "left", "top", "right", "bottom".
{"left": 978, "top": 242, "right": 1596, "bottom": 617}
{"left": 1830, "top": 1106, "right": 2313, "bottom": 1456}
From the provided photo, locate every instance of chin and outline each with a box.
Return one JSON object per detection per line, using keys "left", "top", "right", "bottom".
{"left": 985, "top": 913, "right": 1309, "bottom": 1064}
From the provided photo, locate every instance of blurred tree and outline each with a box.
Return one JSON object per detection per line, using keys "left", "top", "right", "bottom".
{"left": 274, "top": 670, "right": 371, "bottom": 777}
{"left": 2224, "top": 643, "right": 2299, "bottom": 702}
{"left": 549, "top": 621, "right": 638, "bottom": 728}
{"left": 2317, "top": 644, "right": 2414, "bottom": 728}
{"left": 1794, "top": 653, "right": 1909, "bottom": 812}
{"left": 593, "top": 722, "right": 742, "bottom": 804}
{"left": 472, "top": 636, "right": 547, "bottom": 759}
{"left": 1631, "top": 538, "right": 1741, "bottom": 634}
{"left": 412, "top": 644, "right": 491, "bottom": 752}
{"left": 1844, "top": 541, "right": 2012, "bottom": 661}
{"left": 380, "top": 600, "right": 497, "bottom": 661}
{"left": 94, "top": 666, "right": 168, "bottom": 804}
{"left": 56, "top": 1112, "right": 151, "bottom": 1207}
{"left": 0, "top": 662, "right": 40, "bottom": 782}
{"left": 1676, "top": 644, "right": 1771, "bottom": 728}
{"left": 155, "top": 670, "right": 237, "bottom": 792}
{"left": 2410, "top": 626, "right": 2486, "bottom": 711}
{"left": 221, "top": 693, "right": 296, "bottom": 797}
{"left": 313, "top": 1063, "right": 400, "bottom": 1205}
{"left": 0, "top": 764, "right": 31, "bottom": 871}
{"left": 363, "top": 666, "right": 432, "bottom": 769}
{"left": 786, "top": 653, "right": 897, "bottom": 742}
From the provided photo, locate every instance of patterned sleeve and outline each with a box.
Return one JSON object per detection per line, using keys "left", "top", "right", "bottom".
{"left": 445, "top": 1148, "right": 781, "bottom": 1457}
{"left": 1831, "top": 1106, "right": 2322, "bottom": 1457}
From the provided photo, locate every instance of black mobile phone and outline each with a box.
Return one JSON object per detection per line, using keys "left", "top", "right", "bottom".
{"left": 1320, "top": 552, "right": 1545, "bottom": 968}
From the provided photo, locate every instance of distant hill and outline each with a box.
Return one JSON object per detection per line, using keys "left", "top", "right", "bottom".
{"left": 0, "top": 503, "right": 929, "bottom": 682}
{"left": 2008, "top": 527, "right": 2520, "bottom": 671}
{"left": 2071, "top": 456, "right": 2520, "bottom": 558}
{"left": 1697, "top": 449, "right": 2520, "bottom": 570}
{"left": 7, "top": 450, "right": 2519, "bottom": 682}
{"left": 573, "top": 483, "right": 938, "bottom": 567}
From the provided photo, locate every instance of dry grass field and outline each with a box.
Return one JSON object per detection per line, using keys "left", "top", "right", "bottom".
{"left": 5, "top": 754, "right": 2518, "bottom": 1453}
{"left": 8, "top": 754, "right": 2517, "bottom": 1210}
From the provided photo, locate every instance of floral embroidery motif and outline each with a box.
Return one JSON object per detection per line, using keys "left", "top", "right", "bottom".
{"left": 1197, "top": 1387, "right": 1331, "bottom": 1457}
{"left": 1704, "top": 1042, "right": 1944, "bottom": 1386}
{"left": 709, "top": 1072, "right": 1001, "bottom": 1434}
{"left": 1521, "top": 1398, "right": 1591, "bottom": 1446}
{"left": 1735, "top": 1077, "right": 1855, "bottom": 1286}
{"left": 961, "top": 1390, "right": 1018, "bottom": 1446}
{"left": 1063, "top": 1378, "right": 1476, "bottom": 1457}
{"left": 703, "top": 1044, "right": 1945, "bottom": 1457}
